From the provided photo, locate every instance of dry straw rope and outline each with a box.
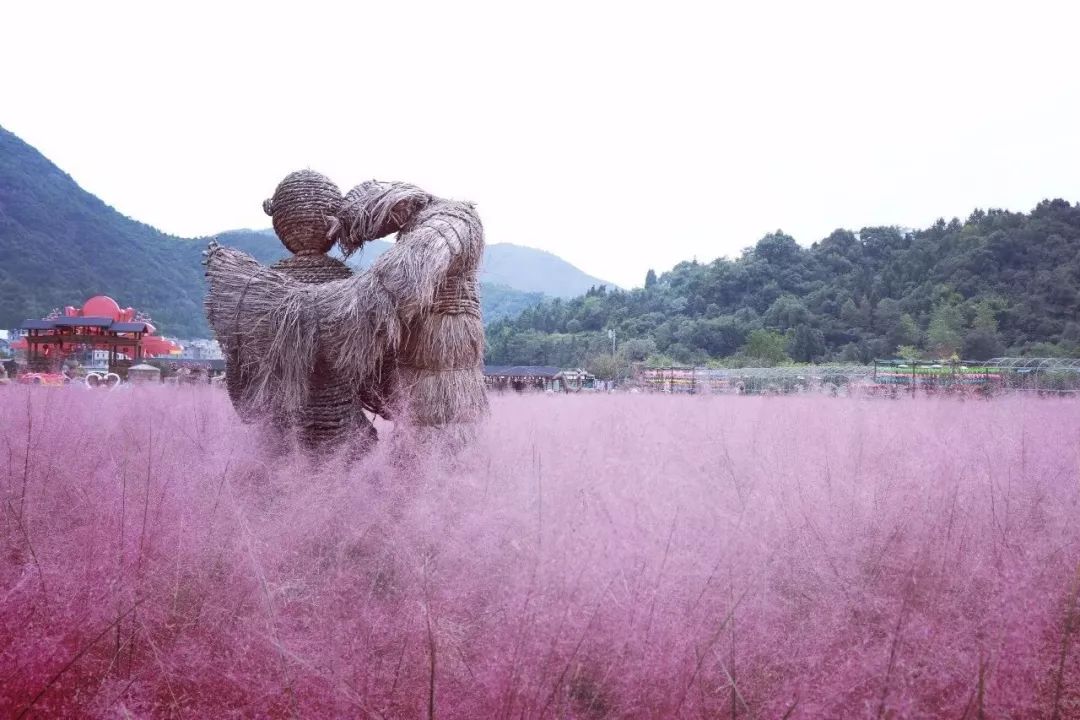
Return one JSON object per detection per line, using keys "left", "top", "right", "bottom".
{"left": 270, "top": 255, "right": 353, "bottom": 284}
{"left": 432, "top": 276, "right": 481, "bottom": 318}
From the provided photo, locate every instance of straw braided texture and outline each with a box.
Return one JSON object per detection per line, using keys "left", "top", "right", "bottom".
{"left": 338, "top": 182, "right": 488, "bottom": 430}
{"left": 270, "top": 254, "right": 353, "bottom": 284}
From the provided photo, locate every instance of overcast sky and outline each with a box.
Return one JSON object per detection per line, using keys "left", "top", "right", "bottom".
{"left": 3, "top": 1, "right": 1078, "bottom": 289}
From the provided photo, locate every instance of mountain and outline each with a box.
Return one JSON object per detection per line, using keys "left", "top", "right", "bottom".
{"left": 13, "top": 123, "right": 1077, "bottom": 371}
{"left": 215, "top": 230, "right": 613, "bottom": 298}
{"left": 0, "top": 127, "right": 588, "bottom": 335}
{"left": 482, "top": 244, "right": 614, "bottom": 298}
{"left": 488, "top": 202, "right": 1080, "bottom": 369}
{"left": 0, "top": 126, "right": 208, "bottom": 336}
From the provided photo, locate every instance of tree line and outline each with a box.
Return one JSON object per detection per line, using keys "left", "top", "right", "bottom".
{"left": 485, "top": 199, "right": 1080, "bottom": 376}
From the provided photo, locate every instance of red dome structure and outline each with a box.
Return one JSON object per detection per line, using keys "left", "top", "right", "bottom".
{"left": 80, "top": 295, "right": 123, "bottom": 321}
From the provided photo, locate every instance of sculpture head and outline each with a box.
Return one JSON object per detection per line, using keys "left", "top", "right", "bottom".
{"left": 263, "top": 170, "right": 343, "bottom": 256}
{"left": 337, "top": 180, "right": 431, "bottom": 257}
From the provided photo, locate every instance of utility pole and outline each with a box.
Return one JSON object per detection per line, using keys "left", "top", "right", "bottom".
{"left": 607, "top": 329, "right": 616, "bottom": 389}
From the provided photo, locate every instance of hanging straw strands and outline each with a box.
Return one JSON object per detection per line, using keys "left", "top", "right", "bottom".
{"left": 264, "top": 172, "right": 376, "bottom": 452}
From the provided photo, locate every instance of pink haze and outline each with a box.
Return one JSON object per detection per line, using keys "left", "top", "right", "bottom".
{"left": 1, "top": 388, "right": 1079, "bottom": 717}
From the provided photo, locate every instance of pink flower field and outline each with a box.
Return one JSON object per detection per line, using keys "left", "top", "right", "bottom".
{"left": 2, "top": 387, "right": 1079, "bottom": 718}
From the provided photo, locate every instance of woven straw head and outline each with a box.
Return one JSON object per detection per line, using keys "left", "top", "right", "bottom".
{"left": 263, "top": 170, "right": 343, "bottom": 255}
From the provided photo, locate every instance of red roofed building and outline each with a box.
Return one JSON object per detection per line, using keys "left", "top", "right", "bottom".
{"left": 16, "top": 295, "right": 182, "bottom": 378}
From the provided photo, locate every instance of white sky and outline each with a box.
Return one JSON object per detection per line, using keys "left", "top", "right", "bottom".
{"left": 3, "top": 0, "right": 1078, "bottom": 289}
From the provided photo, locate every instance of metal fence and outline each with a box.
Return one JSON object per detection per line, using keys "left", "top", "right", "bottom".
{"left": 635, "top": 365, "right": 874, "bottom": 395}
{"left": 635, "top": 358, "right": 1080, "bottom": 396}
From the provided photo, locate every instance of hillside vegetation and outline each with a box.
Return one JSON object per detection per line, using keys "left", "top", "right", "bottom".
{"left": 0, "top": 126, "right": 208, "bottom": 336}
{"left": 487, "top": 200, "right": 1080, "bottom": 370}
{"left": 5, "top": 125, "right": 1078, "bottom": 361}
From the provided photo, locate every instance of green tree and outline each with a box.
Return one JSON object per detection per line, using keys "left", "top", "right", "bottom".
{"left": 481, "top": 196, "right": 1080, "bottom": 367}
{"left": 1062, "top": 321, "right": 1080, "bottom": 344}
{"left": 893, "top": 314, "right": 920, "bottom": 350}
{"left": 618, "top": 337, "right": 656, "bottom": 363}
{"left": 873, "top": 298, "right": 902, "bottom": 334}
{"left": 962, "top": 328, "right": 1004, "bottom": 360}
{"left": 764, "top": 295, "right": 810, "bottom": 331}
{"left": 971, "top": 298, "right": 1002, "bottom": 333}
{"left": 896, "top": 344, "right": 922, "bottom": 361}
{"left": 644, "top": 269, "right": 657, "bottom": 288}
{"left": 741, "top": 329, "right": 790, "bottom": 366}
{"left": 840, "top": 342, "right": 867, "bottom": 363}
{"left": 788, "top": 324, "right": 826, "bottom": 362}
{"left": 645, "top": 353, "right": 678, "bottom": 368}
{"left": 927, "top": 302, "right": 965, "bottom": 358}
{"left": 586, "top": 354, "right": 618, "bottom": 380}
{"left": 840, "top": 298, "right": 862, "bottom": 327}
{"left": 873, "top": 299, "right": 919, "bottom": 351}
{"left": 754, "top": 231, "right": 801, "bottom": 264}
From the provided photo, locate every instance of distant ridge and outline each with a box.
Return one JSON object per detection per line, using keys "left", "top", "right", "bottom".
{"left": 482, "top": 243, "right": 617, "bottom": 298}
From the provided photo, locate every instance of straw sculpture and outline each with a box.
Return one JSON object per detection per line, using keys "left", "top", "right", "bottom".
{"left": 204, "top": 178, "right": 487, "bottom": 453}
{"left": 213, "top": 170, "right": 377, "bottom": 453}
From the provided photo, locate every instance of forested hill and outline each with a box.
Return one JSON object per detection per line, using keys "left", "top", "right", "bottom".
{"left": 0, "top": 125, "right": 209, "bottom": 336}
{"left": 6, "top": 123, "right": 1080, "bottom": 360}
{"left": 0, "top": 127, "right": 550, "bottom": 334}
{"left": 487, "top": 200, "right": 1080, "bottom": 370}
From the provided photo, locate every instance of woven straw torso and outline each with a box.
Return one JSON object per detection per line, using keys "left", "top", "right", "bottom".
{"left": 270, "top": 253, "right": 372, "bottom": 451}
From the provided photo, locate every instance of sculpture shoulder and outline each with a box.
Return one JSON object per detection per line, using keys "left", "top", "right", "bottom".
{"left": 405, "top": 199, "right": 484, "bottom": 257}
{"left": 418, "top": 198, "right": 481, "bottom": 229}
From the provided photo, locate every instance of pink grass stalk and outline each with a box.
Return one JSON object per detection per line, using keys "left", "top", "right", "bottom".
{"left": 1, "top": 387, "right": 1079, "bottom": 717}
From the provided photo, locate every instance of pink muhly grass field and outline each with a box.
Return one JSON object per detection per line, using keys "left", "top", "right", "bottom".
{"left": 2, "top": 387, "right": 1080, "bottom": 718}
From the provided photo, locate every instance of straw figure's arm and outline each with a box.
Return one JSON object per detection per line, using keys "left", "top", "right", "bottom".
{"left": 203, "top": 240, "right": 317, "bottom": 416}
{"left": 348, "top": 186, "right": 481, "bottom": 313}
{"left": 203, "top": 241, "right": 271, "bottom": 419}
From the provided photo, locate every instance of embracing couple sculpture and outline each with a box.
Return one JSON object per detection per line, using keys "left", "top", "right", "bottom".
{"left": 202, "top": 171, "right": 487, "bottom": 456}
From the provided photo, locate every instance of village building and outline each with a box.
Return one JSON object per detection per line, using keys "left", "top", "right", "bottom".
{"left": 483, "top": 365, "right": 598, "bottom": 393}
